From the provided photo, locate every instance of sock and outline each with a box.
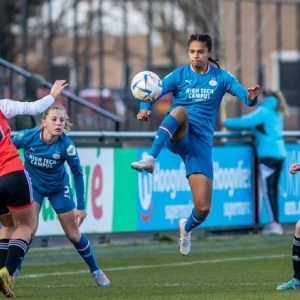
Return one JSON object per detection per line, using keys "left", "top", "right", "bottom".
{"left": 293, "top": 236, "right": 300, "bottom": 280}
{"left": 149, "top": 114, "right": 180, "bottom": 158}
{"left": 185, "top": 207, "right": 207, "bottom": 232}
{"left": 5, "top": 239, "right": 28, "bottom": 276}
{"left": 15, "top": 239, "right": 32, "bottom": 274}
{"left": 0, "top": 239, "right": 9, "bottom": 269}
{"left": 73, "top": 234, "right": 99, "bottom": 273}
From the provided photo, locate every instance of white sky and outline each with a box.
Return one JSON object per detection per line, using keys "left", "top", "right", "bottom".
{"left": 30, "top": 0, "right": 185, "bottom": 36}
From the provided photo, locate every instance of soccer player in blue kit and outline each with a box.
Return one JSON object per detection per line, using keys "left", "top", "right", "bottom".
{"left": 11, "top": 104, "right": 110, "bottom": 287}
{"left": 131, "top": 34, "right": 260, "bottom": 256}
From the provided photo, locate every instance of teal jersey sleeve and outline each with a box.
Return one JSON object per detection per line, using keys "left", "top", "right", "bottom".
{"left": 223, "top": 107, "right": 268, "bottom": 129}
{"left": 140, "top": 70, "right": 179, "bottom": 111}
{"left": 223, "top": 70, "right": 258, "bottom": 107}
{"left": 65, "top": 139, "right": 85, "bottom": 210}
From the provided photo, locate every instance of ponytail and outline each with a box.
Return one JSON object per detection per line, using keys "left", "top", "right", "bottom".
{"left": 273, "top": 90, "right": 289, "bottom": 116}
{"left": 262, "top": 89, "right": 289, "bottom": 116}
{"left": 208, "top": 57, "right": 220, "bottom": 68}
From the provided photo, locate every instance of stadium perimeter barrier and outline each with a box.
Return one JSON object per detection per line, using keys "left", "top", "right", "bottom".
{"left": 10, "top": 130, "right": 300, "bottom": 237}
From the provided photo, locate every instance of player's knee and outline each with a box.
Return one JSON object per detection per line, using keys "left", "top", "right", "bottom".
{"left": 194, "top": 205, "right": 210, "bottom": 217}
{"left": 170, "top": 106, "right": 188, "bottom": 122}
{"left": 295, "top": 221, "right": 300, "bottom": 237}
{"left": 65, "top": 230, "right": 81, "bottom": 243}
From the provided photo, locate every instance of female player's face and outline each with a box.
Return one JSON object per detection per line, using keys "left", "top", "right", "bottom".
{"left": 188, "top": 41, "right": 211, "bottom": 69}
{"left": 43, "top": 109, "right": 66, "bottom": 136}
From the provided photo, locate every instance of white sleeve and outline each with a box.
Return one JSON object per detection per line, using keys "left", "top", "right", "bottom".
{"left": 0, "top": 95, "right": 55, "bottom": 119}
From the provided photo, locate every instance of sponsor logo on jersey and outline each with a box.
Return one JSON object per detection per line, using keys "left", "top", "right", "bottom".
{"left": 29, "top": 154, "right": 57, "bottom": 168}
{"left": 67, "top": 145, "right": 76, "bottom": 156}
{"left": 186, "top": 88, "right": 215, "bottom": 101}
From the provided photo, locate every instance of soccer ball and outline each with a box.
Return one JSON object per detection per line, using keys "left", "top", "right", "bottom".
{"left": 131, "top": 71, "right": 162, "bottom": 102}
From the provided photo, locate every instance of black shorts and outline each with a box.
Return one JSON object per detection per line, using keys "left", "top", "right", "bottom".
{"left": 0, "top": 170, "right": 33, "bottom": 215}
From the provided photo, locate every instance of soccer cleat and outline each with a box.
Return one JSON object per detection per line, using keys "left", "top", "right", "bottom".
{"left": 261, "top": 223, "right": 283, "bottom": 236}
{"left": 131, "top": 155, "right": 156, "bottom": 173}
{"left": 0, "top": 267, "right": 15, "bottom": 298}
{"left": 92, "top": 270, "right": 110, "bottom": 287}
{"left": 178, "top": 218, "right": 191, "bottom": 256}
{"left": 277, "top": 278, "right": 300, "bottom": 290}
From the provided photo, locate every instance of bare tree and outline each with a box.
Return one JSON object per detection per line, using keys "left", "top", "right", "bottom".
{"left": 0, "top": 0, "right": 44, "bottom": 62}
{"left": 131, "top": 0, "right": 214, "bottom": 48}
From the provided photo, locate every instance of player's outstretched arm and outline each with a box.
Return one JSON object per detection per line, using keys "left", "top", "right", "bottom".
{"left": 223, "top": 70, "right": 259, "bottom": 107}
{"left": 290, "top": 163, "right": 300, "bottom": 174}
{"left": 0, "top": 80, "right": 68, "bottom": 119}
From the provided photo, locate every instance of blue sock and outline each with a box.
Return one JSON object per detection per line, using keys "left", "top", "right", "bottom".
{"left": 73, "top": 234, "right": 100, "bottom": 273}
{"left": 185, "top": 207, "right": 207, "bottom": 232}
{"left": 150, "top": 114, "right": 180, "bottom": 158}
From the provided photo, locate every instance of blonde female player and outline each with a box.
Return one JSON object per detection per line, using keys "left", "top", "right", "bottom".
{"left": 11, "top": 104, "right": 110, "bottom": 287}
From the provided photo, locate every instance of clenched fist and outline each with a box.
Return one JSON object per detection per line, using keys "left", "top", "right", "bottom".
{"left": 137, "top": 110, "right": 151, "bottom": 121}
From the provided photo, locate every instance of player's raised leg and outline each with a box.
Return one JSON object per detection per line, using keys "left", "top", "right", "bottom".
{"left": 131, "top": 106, "right": 188, "bottom": 173}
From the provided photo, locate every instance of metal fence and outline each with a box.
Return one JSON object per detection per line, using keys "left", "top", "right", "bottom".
{"left": 1, "top": 0, "right": 300, "bottom": 131}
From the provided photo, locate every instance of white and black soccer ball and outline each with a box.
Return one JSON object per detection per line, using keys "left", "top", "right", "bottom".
{"left": 131, "top": 71, "right": 162, "bottom": 102}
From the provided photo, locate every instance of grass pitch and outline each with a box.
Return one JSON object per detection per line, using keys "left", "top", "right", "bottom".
{"left": 12, "top": 233, "right": 300, "bottom": 299}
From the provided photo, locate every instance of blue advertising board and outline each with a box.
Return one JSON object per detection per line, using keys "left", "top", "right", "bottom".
{"left": 259, "top": 143, "right": 300, "bottom": 224}
{"left": 136, "top": 145, "right": 255, "bottom": 231}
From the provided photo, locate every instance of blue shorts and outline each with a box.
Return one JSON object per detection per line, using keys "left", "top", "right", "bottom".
{"left": 33, "top": 184, "right": 76, "bottom": 214}
{"left": 166, "top": 127, "right": 213, "bottom": 180}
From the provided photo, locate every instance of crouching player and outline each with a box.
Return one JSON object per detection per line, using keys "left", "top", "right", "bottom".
{"left": 11, "top": 104, "right": 110, "bottom": 287}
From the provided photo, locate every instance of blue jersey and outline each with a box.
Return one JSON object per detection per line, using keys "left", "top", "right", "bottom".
{"left": 141, "top": 64, "right": 257, "bottom": 148}
{"left": 12, "top": 128, "right": 85, "bottom": 209}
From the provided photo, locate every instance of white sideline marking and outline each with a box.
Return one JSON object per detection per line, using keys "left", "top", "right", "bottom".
{"left": 25, "top": 282, "right": 275, "bottom": 288}
{"left": 20, "top": 254, "right": 286, "bottom": 279}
